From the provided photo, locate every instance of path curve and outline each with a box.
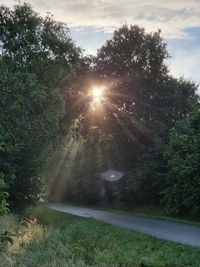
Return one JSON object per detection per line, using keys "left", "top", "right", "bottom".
{"left": 47, "top": 203, "right": 200, "bottom": 247}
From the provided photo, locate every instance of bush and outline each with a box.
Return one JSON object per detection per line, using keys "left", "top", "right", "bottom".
{"left": 164, "top": 110, "right": 200, "bottom": 218}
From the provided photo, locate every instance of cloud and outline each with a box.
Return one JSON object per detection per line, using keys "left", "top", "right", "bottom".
{"left": 1, "top": 0, "right": 200, "bottom": 39}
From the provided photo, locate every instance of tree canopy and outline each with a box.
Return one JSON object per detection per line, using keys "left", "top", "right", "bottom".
{"left": 65, "top": 25, "right": 198, "bottom": 209}
{"left": 0, "top": 3, "right": 82, "bottom": 210}
{"left": 0, "top": 4, "right": 200, "bottom": 219}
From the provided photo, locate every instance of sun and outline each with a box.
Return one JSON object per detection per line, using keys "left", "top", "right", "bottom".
{"left": 91, "top": 87, "right": 104, "bottom": 103}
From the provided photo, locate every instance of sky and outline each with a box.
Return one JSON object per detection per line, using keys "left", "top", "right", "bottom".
{"left": 1, "top": 0, "right": 200, "bottom": 85}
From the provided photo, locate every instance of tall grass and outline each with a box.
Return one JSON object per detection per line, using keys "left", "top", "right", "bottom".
{"left": 1, "top": 207, "right": 200, "bottom": 266}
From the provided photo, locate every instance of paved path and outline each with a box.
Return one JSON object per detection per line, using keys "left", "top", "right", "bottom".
{"left": 47, "top": 203, "right": 200, "bottom": 247}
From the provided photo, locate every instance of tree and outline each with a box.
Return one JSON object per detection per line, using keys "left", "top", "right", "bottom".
{"left": 164, "top": 107, "right": 200, "bottom": 218}
{"left": 86, "top": 25, "right": 199, "bottom": 206}
{"left": 95, "top": 25, "right": 197, "bottom": 125}
{"left": 0, "top": 3, "right": 82, "bottom": 209}
{"left": 52, "top": 24, "right": 199, "bottom": 208}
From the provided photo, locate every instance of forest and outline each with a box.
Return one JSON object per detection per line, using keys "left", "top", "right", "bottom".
{"left": 1, "top": 3, "right": 200, "bottom": 221}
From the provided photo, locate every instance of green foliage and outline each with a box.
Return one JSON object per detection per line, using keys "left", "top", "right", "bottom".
{"left": 87, "top": 25, "right": 198, "bottom": 207}
{"left": 0, "top": 231, "right": 13, "bottom": 246}
{"left": 0, "top": 3, "right": 200, "bottom": 220}
{"left": 58, "top": 24, "right": 199, "bottom": 211}
{"left": 96, "top": 25, "right": 168, "bottom": 79}
{"left": 164, "top": 108, "right": 200, "bottom": 218}
{"left": 0, "top": 173, "right": 9, "bottom": 216}
{"left": 0, "top": 214, "right": 20, "bottom": 253}
{"left": 0, "top": 3, "right": 82, "bottom": 209}
{"left": 118, "top": 137, "right": 166, "bottom": 206}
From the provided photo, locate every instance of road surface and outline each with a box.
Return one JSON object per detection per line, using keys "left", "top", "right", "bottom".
{"left": 47, "top": 203, "right": 200, "bottom": 247}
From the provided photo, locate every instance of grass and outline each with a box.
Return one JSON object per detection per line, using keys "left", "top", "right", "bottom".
{"left": 1, "top": 206, "right": 200, "bottom": 266}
